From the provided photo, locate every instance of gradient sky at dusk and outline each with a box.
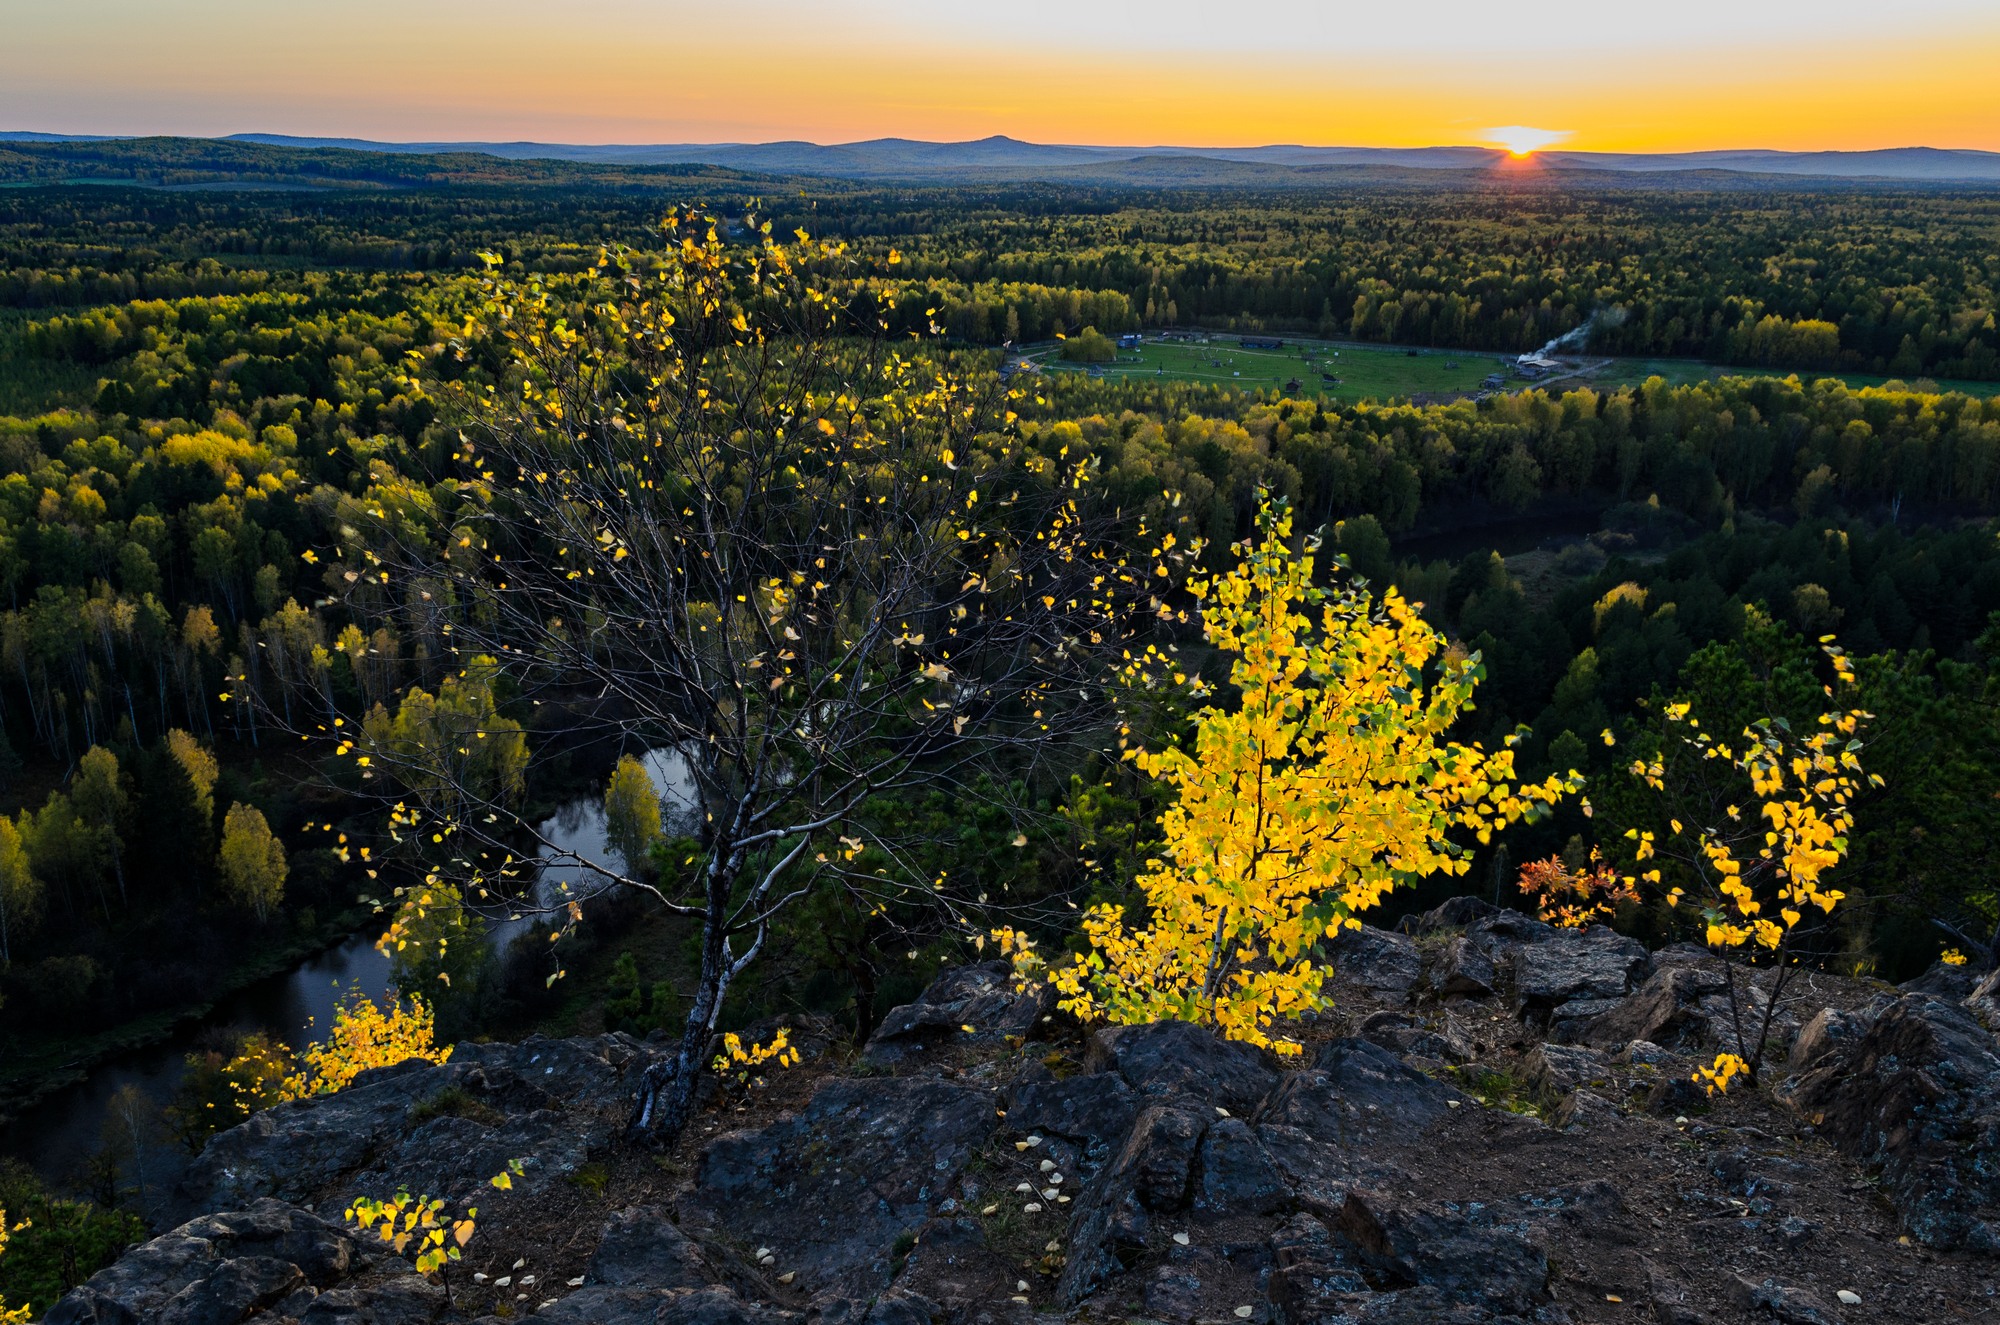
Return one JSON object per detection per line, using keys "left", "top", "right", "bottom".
{"left": 4, "top": 0, "right": 1996, "bottom": 152}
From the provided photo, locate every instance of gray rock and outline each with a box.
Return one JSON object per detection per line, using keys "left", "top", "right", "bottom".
{"left": 1576, "top": 963, "right": 1729, "bottom": 1051}
{"left": 1512, "top": 925, "right": 1649, "bottom": 1017}
{"left": 1550, "top": 1089, "right": 1621, "bottom": 1132}
{"left": 1353, "top": 1011, "right": 1474, "bottom": 1063}
{"left": 1085, "top": 1020, "right": 1280, "bottom": 1116}
{"left": 1466, "top": 910, "right": 1558, "bottom": 947}
{"left": 1969, "top": 966, "right": 2000, "bottom": 1029}
{"left": 1729, "top": 1275, "right": 1844, "bottom": 1324}
{"left": 1397, "top": 895, "right": 1504, "bottom": 935}
{"left": 1782, "top": 992, "right": 2000, "bottom": 1252}
{"left": 587, "top": 1206, "right": 725, "bottom": 1290}
{"left": 1004, "top": 1071, "right": 1142, "bottom": 1152}
{"left": 42, "top": 1199, "right": 440, "bottom": 1325}
{"left": 1057, "top": 1104, "right": 1208, "bottom": 1304}
{"left": 1261, "top": 1039, "right": 1466, "bottom": 1150}
{"left": 1616, "top": 1039, "right": 1674, "bottom": 1068}
{"left": 1256, "top": 1124, "right": 1380, "bottom": 1219}
{"left": 1267, "top": 1211, "right": 1367, "bottom": 1323}
{"left": 1195, "top": 1117, "right": 1289, "bottom": 1216}
{"left": 1326, "top": 925, "right": 1424, "bottom": 996}
{"left": 1522, "top": 1043, "right": 1611, "bottom": 1107}
{"left": 1648, "top": 1267, "right": 1717, "bottom": 1325}
{"left": 1430, "top": 935, "right": 1499, "bottom": 998}
{"left": 863, "top": 962, "right": 1053, "bottom": 1065}
{"left": 692, "top": 1076, "right": 998, "bottom": 1293}
{"left": 1789, "top": 1008, "right": 1863, "bottom": 1069}
{"left": 1337, "top": 1190, "right": 1551, "bottom": 1316}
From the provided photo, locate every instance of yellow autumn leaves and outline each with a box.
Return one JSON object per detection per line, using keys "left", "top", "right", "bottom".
{"left": 1009, "top": 497, "right": 1576, "bottom": 1054}
{"left": 220, "top": 987, "right": 452, "bottom": 1107}
{"left": 0, "top": 1208, "right": 28, "bottom": 1325}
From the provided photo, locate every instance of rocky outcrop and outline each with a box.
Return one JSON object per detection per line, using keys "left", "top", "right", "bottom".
{"left": 1783, "top": 989, "right": 2000, "bottom": 1252}
{"left": 50, "top": 924, "right": 2000, "bottom": 1325}
{"left": 173, "top": 1034, "right": 649, "bottom": 1224}
{"left": 43, "top": 1199, "right": 443, "bottom": 1325}
{"left": 689, "top": 1076, "right": 999, "bottom": 1295}
{"left": 861, "top": 961, "right": 1052, "bottom": 1066}
{"left": 1324, "top": 925, "right": 1424, "bottom": 997}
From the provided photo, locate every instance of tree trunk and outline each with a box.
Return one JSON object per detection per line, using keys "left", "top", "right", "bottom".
{"left": 628, "top": 851, "right": 736, "bottom": 1144}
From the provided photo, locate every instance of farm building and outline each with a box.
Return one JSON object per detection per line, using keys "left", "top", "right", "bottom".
{"left": 1514, "top": 353, "right": 1561, "bottom": 379}
{"left": 1117, "top": 332, "right": 1144, "bottom": 349}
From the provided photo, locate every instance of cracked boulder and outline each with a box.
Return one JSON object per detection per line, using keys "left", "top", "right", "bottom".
{"left": 1512, "top": 925, "right": 1650, "bottom": 1023}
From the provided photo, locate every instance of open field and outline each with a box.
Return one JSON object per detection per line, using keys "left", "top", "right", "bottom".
{"left": 1031, "top": 335, "right": 2000, "bottom": 402}
{"left": 1033, "top": 335, "right": 1505, "bottom": 401}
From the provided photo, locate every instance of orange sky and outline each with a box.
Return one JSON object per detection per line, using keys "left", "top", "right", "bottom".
{"left": 3, "top": 1, "right": 1996, "bottom": 152}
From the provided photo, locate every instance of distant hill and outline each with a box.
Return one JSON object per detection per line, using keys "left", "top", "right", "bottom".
{"left": 209, "top": 134, "right": 2000, "bottom": 183}
{"left": 4, "top": 130, "right": 1998, "bottom": 188}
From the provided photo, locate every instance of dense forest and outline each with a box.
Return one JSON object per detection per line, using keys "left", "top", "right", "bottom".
{"left": 0, "top": 171, "right": 1984, "bottom": 1056}
{"left": 1, "top": 160, "right": 1998, "bottom": 1170}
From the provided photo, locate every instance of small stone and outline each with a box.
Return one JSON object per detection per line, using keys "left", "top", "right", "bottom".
{"left": 1024, "top": 1202, "right": 1043, "bottom": 1213}
{"left": 1016, "top": 1280, "right": 1029, "bottom": 1291}
{"left": 982, "top": 1204, "right": 999, "bottom": 1215}
{"left": 1172, "top": 1232, "right": 1191, "bottom": 1246}
{"left": 778, "top": 1271, "right": 797, "bottom": 1285}
{"left": 566, "top": 1276, "right": 585, "bottom": 1286}
{"left": 495, "top": 1276, "right": 512, "bottom": 1288}
{"left": 1011, "top": 1296, "right": 1029, "bottom": 1304}
{"left": 1040, "top": 1159, "right": 1056, "bottom": 1172}
{"left": 1234, "top": 1307, "right": 1254, "bottom": 1318}
{"left": 1837, "top": 1290, "right": 1862, "bottom": 1305}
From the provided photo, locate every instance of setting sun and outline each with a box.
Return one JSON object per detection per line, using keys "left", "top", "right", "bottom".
{"left": 1485, "top": 125, "right": 1571, "bottom": 156}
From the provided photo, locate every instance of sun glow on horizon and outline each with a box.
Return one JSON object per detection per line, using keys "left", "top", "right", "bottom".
{"left": 1485, "top": 126, "right": 1571, "bottom": 157}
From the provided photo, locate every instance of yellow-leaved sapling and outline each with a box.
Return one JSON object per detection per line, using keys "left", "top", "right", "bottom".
{"left": 711, "top": 1028, "right": 800, "bottom": 1095}
{"left": 0, "top": 1208, "right": 30, "bottom": 1325}
{"left": 345, "top": 1160, "right": 523, "bottom": 1305}
{"left": 1002, "top": 494, "right": 1577, "bottom": 1054}
{"left": 1612, "top": 635, "right": 1877, "bottom": 1091}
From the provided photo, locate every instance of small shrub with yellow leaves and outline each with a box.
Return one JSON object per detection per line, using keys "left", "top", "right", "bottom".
{"left": 344, "top": 1161, "right": 523, "bottom": 1302}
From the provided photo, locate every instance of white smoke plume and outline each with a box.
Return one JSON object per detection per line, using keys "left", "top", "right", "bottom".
{"left": 1536, "top": 305, "right": 1628, "bottom": 358}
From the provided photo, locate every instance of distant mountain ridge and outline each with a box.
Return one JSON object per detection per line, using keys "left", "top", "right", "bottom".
{"left": 5, "top": 130, "right": 1998, "bottom": 183}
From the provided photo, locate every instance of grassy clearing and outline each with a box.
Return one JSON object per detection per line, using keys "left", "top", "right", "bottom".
{"left": 1029, "top": 334, "right": 2000, "bottom": 404}
{"left": 1033, "top": 335, "right": 1504, "bottom": 402}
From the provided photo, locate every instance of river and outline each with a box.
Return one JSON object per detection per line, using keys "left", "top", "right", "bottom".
{"left": 0, "top": 748, "right": 694, "bottom": 1202}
